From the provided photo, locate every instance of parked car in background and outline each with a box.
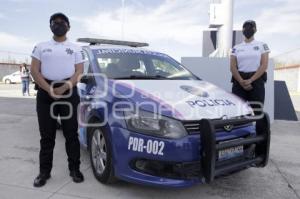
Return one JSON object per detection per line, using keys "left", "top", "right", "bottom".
{"left": 2, "top": 71, "right": 21, "bottom": 84}
{"left": 2, "top": 71, "right": 34, "bottom": 84}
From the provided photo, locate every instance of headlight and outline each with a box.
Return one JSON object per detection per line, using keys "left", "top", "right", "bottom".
{"left": 124, "top": 109, "right": 187, "bottom": 139}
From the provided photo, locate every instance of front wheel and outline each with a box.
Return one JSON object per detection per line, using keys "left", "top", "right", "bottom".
{"left": 4, "top": 79, "right": 11, "bottom": 84}
{"left": 88, "top": 127, "right": 116, "bottom": 184}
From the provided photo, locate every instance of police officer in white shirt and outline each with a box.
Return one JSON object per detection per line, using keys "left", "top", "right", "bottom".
{"left": 230, "top": 20, "right": 270, "bottom": 115}
{"left": 31, "top": 13, "right": 84, "bottom": 187}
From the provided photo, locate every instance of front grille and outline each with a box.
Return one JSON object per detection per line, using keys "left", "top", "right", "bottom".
{"left": 131, "top": 159, "right": 201, "bottom": 180}
{"left": 183, "top": 121, "right": 201, "bottom": 134}
{"left": 183, "top": 120, "right": 252, "bottom": 134}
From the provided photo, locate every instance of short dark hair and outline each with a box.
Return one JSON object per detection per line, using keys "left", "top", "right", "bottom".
{"left": 243, "top": 20, "right": 256, "bottom": 29}
{"left": 50, "top": 12, "right": 70, "bottom": 27}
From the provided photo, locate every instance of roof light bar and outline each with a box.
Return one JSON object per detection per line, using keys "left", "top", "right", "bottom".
{"left": 77, "top": 38, "right": 149, "bottom": 47}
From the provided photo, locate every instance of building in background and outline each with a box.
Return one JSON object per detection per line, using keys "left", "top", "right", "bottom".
{"left": 207, "top": 0, "right": 238, "bottom": 57}
{"left": 0, "top": 50, "right": 30, "bottom": 64}
{"left": 0, "top": 51, "right": 31, "bottom": 82}
{"left": 202, "top": 30, "right": 243, "bottom": 57}
{"left": 0, "top": 63, "right": 22, "bottom": 80}
{"left": 0, "top": 62, "right": 32, "bottom": 81}
{"left": 274, "top": 49, "right": 300, "bottom": 93}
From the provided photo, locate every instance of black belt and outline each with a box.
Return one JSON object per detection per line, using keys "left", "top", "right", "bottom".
{"left": 35, "top": 78, "right": 71, "bottom": 91}
{"left": 231, "top": 72, "right": 267, "bottom": 83}
{"left": 44, "top": 78, "right": 71, "bottom": 88}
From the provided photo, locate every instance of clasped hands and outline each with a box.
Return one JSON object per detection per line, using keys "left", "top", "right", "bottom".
{"left": 239, "top": 79, "right": 253, "bottom": 91}
{"left": 48, "top": 83, "right": 71, "bottom": 99}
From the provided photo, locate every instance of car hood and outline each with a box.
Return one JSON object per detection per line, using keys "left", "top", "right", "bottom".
{"left": 112, "top": 80, "right": 253, "bottom": 121}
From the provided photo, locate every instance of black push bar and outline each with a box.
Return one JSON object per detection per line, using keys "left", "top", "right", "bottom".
{"left": 199, "top": 113, "right": 271, "bottom": 183}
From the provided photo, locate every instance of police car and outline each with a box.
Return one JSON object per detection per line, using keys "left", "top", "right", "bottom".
{"left": 76, "top": 38, "right": 270, "bottom": 187}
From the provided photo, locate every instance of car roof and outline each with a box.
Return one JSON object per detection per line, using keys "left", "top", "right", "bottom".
{"left": 78, "top": 38, "right": 168, "bottom": 56}
{"left": 84, "top": 45, "right": 172, "bottom": 60}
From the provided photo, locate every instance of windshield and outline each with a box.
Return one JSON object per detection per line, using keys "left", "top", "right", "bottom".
{"left": 92, "top": 49, "right": 198, "bottom": 80}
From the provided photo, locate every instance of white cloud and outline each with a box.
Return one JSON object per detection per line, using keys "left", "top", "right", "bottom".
{"left": 78, "top": 0, "right": 208, "bottom": 59}
{"left": 255, "top": 0, "right": 300, "bottom": 36}
{"left": 76, "top": 0, "right": 300, "bottom": 59}
{"left": 0, "top": 32, "right": 33, "bottom": 49}
{"left": 0, "top": 32, "right": 34, "bottom": 62}
{"left": 231, "top": 0, "right": 300, "bottom": 56}
{"left": 252, "top": 0, "right": 300, "bottom": 56}
{"left": 5, "top": 0, "right": 34, "bottom": 2}
{"left": 0, "top": 13, "right": 5, "bottom": 19}
{"left": 14, "top": 8, "right": 29, "bottom": 13}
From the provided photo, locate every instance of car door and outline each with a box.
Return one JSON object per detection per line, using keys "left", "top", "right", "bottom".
{"left": 77, "top": 49, "right": 97, "bottom": 145}
{"left": 12, "top": 72, "right": 21, "bottom": 83}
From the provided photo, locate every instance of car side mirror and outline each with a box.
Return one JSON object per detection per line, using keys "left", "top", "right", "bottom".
{"left": 77, "top": 82, "right": 87, "bottom": 98}
{"left": 80, "top": 75, "right": 90, "bottom": 84}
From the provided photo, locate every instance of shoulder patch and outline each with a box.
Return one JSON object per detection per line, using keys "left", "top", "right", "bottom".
{"left": 81, "top": 50, "right": 85, "bottom": 60}
{"left": 263, "top": 44, "right": 269, "bottom": 51}
{"left": 32, "top": 46, "right": 37, "bottom": 54}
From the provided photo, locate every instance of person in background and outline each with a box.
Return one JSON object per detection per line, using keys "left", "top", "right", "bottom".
{"left": 230, "top": 20, "right": 270, "bottom": 115}
{"left": 20, "top": 63, "right": 30, "bottom": 96}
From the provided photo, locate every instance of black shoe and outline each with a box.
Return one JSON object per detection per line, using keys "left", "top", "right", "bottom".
{"left": 33, "top": 173, "right": 51, "bottom": 187}
{"left": 70, "top": 170, "right": 84, "bottom": 183}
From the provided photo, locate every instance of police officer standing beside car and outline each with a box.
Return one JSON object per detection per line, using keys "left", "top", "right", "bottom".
{"left": 230, "top": 20, "right": 270, "bottom": 115}
{"left": 31, "top": 13, "right": 84, "bottom": 187}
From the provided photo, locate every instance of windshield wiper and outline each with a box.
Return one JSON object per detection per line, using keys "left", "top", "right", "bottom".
{"left": 113, "top": 75, "right": 167, "bottom": 80}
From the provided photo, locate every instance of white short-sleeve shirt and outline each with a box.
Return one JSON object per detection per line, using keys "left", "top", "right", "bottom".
{"left": 31, "top": 38, "right": 84, "bottom": 81}
{"left": 231, "top": 40, "right": 270, "bottom": 73}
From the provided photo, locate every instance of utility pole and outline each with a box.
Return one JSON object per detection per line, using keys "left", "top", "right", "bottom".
{"left": 121, "top": 0, "right": 125, "bottom": 39}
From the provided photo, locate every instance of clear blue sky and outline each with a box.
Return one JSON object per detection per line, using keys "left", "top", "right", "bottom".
{"left": 0, "top": 0, "right": 299, "bottom": 62}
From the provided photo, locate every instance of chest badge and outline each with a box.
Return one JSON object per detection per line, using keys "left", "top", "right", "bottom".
{"left": 66, "top": 48, "right": 74, "bottom": 55}
{"left": 42, "top": 48, "right": 52, "bottom": 53}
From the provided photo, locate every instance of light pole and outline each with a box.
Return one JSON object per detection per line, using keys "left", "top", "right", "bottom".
{"left": 121, "top": 0, "right": 125, "bottom": 39}
{"left": 209, "top": 0, "right": 234, "bottom": 57}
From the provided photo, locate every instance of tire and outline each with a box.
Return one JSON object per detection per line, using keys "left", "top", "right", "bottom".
{"left": 88, "top": 127, "right": 116, "bottom": 184}
{"left": 4, "top": 79, "right": 11, "bottom": 84}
